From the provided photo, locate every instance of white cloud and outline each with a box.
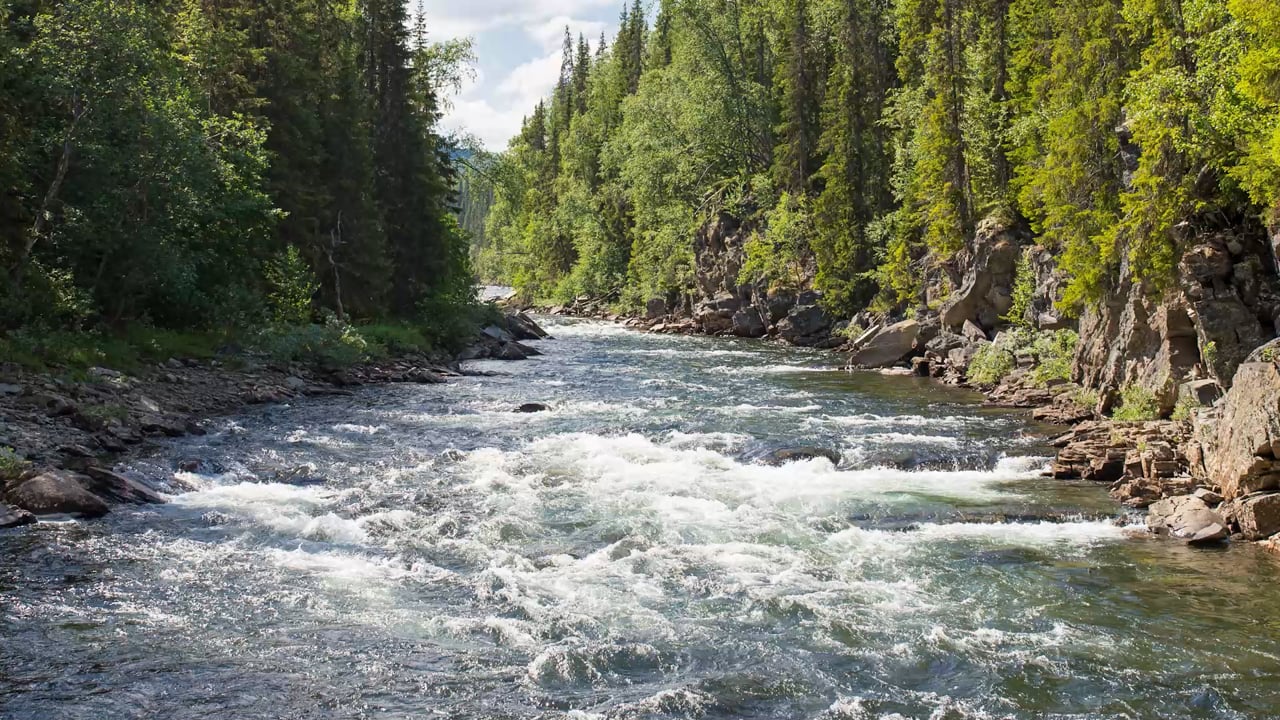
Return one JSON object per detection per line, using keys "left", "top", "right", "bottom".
{"left": 421, "top": 0, "right": 620, "bottom": 149}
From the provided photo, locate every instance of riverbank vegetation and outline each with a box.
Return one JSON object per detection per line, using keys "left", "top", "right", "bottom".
{"left": 474, "top": 0, "right": 1280, "bottom": 316}
{"left": 0, "top": 0, "right": 481, "bottom": 369}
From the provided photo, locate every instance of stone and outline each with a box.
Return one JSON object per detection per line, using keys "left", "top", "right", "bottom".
{"left": 848, "top": 320, "right": 920, "bottom": 368}
{"left": 83, "top": 467, "right": 167, "bottom": 505}
{"left": 1179, "top": 379, "right": 1223, "bottom": 408}
{"left": 925, "top": 332, "right": 966, "bottom": 355}
{"left": 940, "top": 217, "right": 1024, "bottom": 330}
{"left": 6, "top": 470, "right": 109, "bottom": 518}
{"left": 1180, "top": 244, "right": 1233, "bottom": 284}
{"left": 1146, "top": 495, "right": 1229, "bottom": 544}
{"left": 139, "top": 414, "right": 188, "bottom": 437}
{"left": 0, "top": 504, "right": 35, "bottom": 529}
{"left": 763, "top": 447, "right": 841, "bottom": 466}
{"left": 961, "top": 320, "right": 988, "bottom": 343}
{"left": 284, "top": 376, "right": 307, "bottom": 391}
{"left": 730, "top": 308, "right": 767, "bottom": 338}
{"left": 495, "top": 342, "right": 530, "bottom": 361}
{"left": 0, "top": 383, "right": 22, "bottom": 396}
{"left": 1235, "top": 493, "right": 1280, "bottom": 540}
{"left": 777, "top": 305, "right": 832, "bottom": 346}
{"left": 645, "top": 298, "right": 668, "bottom": 319}
{"left": 1193, "top": 487, "right": 1224, "bottom": 505}
{"left": 516, "top": 403, "right": 550, "bottom": 413}
{"left": 482, "top": 325, "right": 516, "bottom": 343}
{"left": 1205, "top": 362, "right": 1280, "bottom": 499}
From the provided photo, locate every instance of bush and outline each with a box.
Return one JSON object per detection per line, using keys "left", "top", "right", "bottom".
{"left": 968, "top": 343, "right": 1017, "bottom": 386}
{"left": 253, "top": 314, "right": 370, "bottom": 369}
{"left": 1003, "top": 248, "right": 1035, "bottom": 327}
{"left": 1112, "top": 384, "right": 1160, "bottom": 421}
{"left": 0, "top": 447, "right": 30, "bottom": 481}
{"left": 1029, "top": 330, "right": 1078, "bottom": 386}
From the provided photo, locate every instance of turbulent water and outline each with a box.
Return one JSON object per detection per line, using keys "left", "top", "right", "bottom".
{"left": 4, "top": 318, "right": 1280, "bottom": 719}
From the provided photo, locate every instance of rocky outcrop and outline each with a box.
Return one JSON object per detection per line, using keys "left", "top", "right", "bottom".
{"left": 939, "top": 218, "right": 1026, "bottom": 332}
{"left": 762, "top": 447, "right": 842, "bottom": 466}
{"left": 1073, "top": 239, "right": 1278, "bottom": 417}
{"left": 848, "top": 320, "right": 920, "bottom": 368}
{"left": 1198, "top": 360, "right": 1280, "bottom": 499}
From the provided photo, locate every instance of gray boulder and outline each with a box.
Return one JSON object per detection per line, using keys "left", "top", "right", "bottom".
{"left": 1146, "top": 494, "right": 1229, "bottom": 544}
{"left": 849, "top": 320, "right": 920, "bottom": 368}
{"left": 6, "top": 470, "right": 110, "bottom": 518}
{"left": 0, "top": 504, "right": 35, "bottom": 529}
{"left": 777, "top": 305, "right": 832, "bottom": 346}
{"left": 1234, "top": 493, "right": 1280, "bottom": 540}
{"left": 730, "top": 308, "right": 766, "bottom": 338}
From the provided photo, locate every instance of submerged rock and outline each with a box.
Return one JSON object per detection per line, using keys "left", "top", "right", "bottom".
{"left": 763, "top": 447, "right": 841, "bottom": 466}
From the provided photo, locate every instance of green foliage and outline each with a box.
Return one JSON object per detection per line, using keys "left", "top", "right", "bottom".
{"left": 1112, "top": 383, "right": 1160, "bottom": 421}
{"left": 1171, "top": 394, "right": 1204, "bottom": 421}
{"left": 1003, "top": 249, "right": 1035, "bottom": 327}
{"left": 0, "top": 0, "right": 476, "bottom": 341}
{"left": 265, "top": 247, "right": 319, "bottom": 325}
{"left": 739, "top": 192, "right": 813, "bottom": 290}
{"left": 967, "top": 343, "right": 1017, "bottom": 386}
{"left": 0, "top": 447, "right": 31, "bottom": 482}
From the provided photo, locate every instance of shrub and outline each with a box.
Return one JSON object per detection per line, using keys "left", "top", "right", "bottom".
{"left": 1029, "top": 330, "right": 1078, "bottom": 386}
{"left": 968, "top": 343, "right": 1017, "bottom": 386}
{"left": 253, "top": 314, "right": 369, "bottom": 368}
{"left": 264, "top": 247, "right": 319, "bottom": 325}
{"left": 1112, "top": 384, "right": 1160, "bottom": 421}
{"left": 1171, "top": 395, "right": 1203, "bottom": 421}
{"left": 0, "top": 447, "right": 30, "bottom": 481}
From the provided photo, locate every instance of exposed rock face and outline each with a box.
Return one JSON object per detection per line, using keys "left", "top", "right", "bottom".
{"left": 1073, "top": 240, "right": 1278, "bottom": 416}
{"left": 1202, "top": 361, "right": 1280, "bottom": 499}
{"left": 730, "top": 308, "right": 767, "bottom": 338}
{"left": 848, "top": 320, "right": 920, "bottom": 368}
{"left": 1234, "top": 493, "right": 1280, "bottom": 540}
{"left": 940, "top": 218, "right": 1026, "bottom": 332}
{"left": 6, "top": 470, "right": 110, "bottom": 518}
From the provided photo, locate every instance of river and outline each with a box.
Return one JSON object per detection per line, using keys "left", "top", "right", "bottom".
{"left": 3, "top": 317, "right": 1280, "bottom": 719}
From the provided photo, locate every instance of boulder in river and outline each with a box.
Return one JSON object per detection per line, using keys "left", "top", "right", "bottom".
{"left": 764, "top": 447, "right": 842, "bottom": 466}
{"left": 0, "top": 504, "right": 35, "bottom": 528}
{"left": 848, "top": 319, "right": 920, "bottom": 368}
{"left": 1146, "top": 495, "right": 1229, "bottom": 544}
{"left": 83, "top": 466, "right": 167, "bottom": 505}
{"left": 516, "top": 403, "right": 550, "bottom": 413}
{"left": 5, "top": 470, "right": 110, "bottom": 518}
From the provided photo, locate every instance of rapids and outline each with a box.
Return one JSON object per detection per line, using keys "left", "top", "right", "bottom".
{"left": 3, "top": 317, "right": 1280, "bottom": 719}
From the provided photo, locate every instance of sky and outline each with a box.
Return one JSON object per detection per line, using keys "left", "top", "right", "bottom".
{"left": 419, "top": 0, "right": 627, "bottom": 151}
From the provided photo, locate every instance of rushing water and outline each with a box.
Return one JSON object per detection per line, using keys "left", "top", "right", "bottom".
{"left": 4, "top": 318, "right": 1280, "bottom": 719}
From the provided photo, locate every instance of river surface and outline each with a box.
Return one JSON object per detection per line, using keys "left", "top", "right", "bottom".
{"left": 4, "top": 318, "right": 1280, "bottom": 719}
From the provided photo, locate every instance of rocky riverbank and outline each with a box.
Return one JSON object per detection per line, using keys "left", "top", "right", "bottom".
{"left": 0, "top": 310, "right": 550, "bottom": 528}
{"left": 533, "top": 288, "right": 1280, "bottom": 552}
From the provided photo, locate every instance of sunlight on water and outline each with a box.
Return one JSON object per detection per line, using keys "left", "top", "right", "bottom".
{"left": 3, "top": 316, "right": 1280, "bottom": 719}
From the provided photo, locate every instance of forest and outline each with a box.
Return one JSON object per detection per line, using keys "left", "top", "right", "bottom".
{"left": 0, "top": 0, "right": 479, "bottom": 366}
{"left": 475, "top": 0, "right": 1280, "bottom": 320}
